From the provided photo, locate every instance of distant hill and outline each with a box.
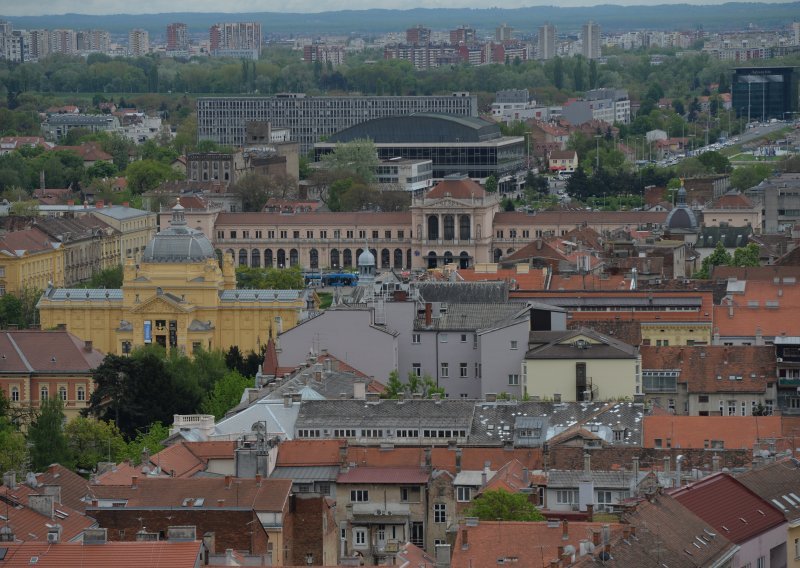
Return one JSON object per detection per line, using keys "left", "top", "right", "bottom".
{"left": 2, "top": 3, "right": 798, "bottom": 37}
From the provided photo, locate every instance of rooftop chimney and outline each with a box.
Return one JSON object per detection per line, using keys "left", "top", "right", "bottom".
{"left": 84, "top": 340, "right": 93, "bottom": 352}
{"left": 663, "top": 456, "right": 670, "bottom": 476}
{"left": 482, "top": 461, "right": 491, "bottom": 487}
{"left": 28, "top": 494, "right": 55, "bottom": 518}
{"left": 131, "top": 475, "right": 138, "bottom": 489}
{"left": 562, "top": 520, "right": 569, "bottom": 541}
{"left": 461, "top": 528, "right": 469, "bottom": 550}
{"left": 283, "top": 393, "right": 292, "bottom": 408}
{"left": 2, "top": 471, "right": 16, "bottom": 490}
{"left": 712, "top": 454, "right": 721, "bottom": 473}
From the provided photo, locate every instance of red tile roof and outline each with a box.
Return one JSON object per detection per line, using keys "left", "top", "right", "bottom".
{"left": 53, "top": 143, "right": 113, "bottom": 162}
{"left": 0, "top": 227, "right": 59, "bottom": 256}
{"left": 89, "top": 477, "right": 291, "bottom": 512}
{"left": 0, "top": 540, "right": 203, "bottom": 568}
{"left": 494, "top": 210, "right": 667, "bottom": 227}
{"left": 714, "top": 280, "right": 800, "bottom": 337}
{"left": 670, "top": 473, "right": 785, "bottom": 545}
{"left": 0, "top": 330, "right": 105, "bottom": 373}
{"left": 455, "top": 266, "right": 547, "bottom": 290}
{"left": 642, "top": 416, "right": 783, "bottom": 450}
{"left": 640, "top": 345, "right": 775, "bottom": 393}
{"left": 548, "top": 273, "right": 630, "bottom": 291}
{"left": 479, "top": 459, "right": 536, "bottom": 494}
{"left": 32, "top": 464, "right": 94, "bottom": 512}
{"left": 452, "top": 521, "right": 623, "bottom": 567}
{"left": 276, "top": 440, "right": 345, "bottom": 467}
{"left": 0, "top": 483, "right": 94, "bottom": 543}
{"left": 426, "top": 177, "right": 486, "bottom": 199}
{"left": 336, "top": 467, "right": 429, "bottom": 484}
{"left": 708, "top": 192, "right": 754, "bottom": 209}
{"left": 215, "top": 211, "right": 411, "bottom": 227}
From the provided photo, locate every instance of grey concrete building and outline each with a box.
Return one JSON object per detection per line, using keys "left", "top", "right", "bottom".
{"left": 197, "top": 93, "right": 478, "bottom": 154}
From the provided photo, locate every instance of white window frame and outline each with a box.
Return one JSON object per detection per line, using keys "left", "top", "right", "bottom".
{"left": 412, "top": 333, "right": 421, "bottom": 344}
{"left": 460, "top": 363, "right": 468, "bottom": 378}
{"left": 456, "top": 487, "right": 471, "bottom": 502}
{"left": 440, "top": 363, "right": 449, "bottom": 378}
{"left": 434, "top": 503, "right": 446, "bottom": 523}
{"left": 353, "top": 528, "right": 367, "bottom": 547}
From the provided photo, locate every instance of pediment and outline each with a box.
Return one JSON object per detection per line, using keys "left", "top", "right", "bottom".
{"left": 130, "top": 294, "right": 193, "bottom": 314}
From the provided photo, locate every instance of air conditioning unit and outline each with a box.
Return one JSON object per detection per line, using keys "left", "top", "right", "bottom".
{"left": 777, "top": 358, "right": 783, "bottom": 363}
{"left": 47, "top": 532, "right": 59, "bottom": 544}
{"left": 375, "top": 509, "right": 383, "bottom": 516}
{"left": 385, "top": 510, "right": 392, "bottom": 516}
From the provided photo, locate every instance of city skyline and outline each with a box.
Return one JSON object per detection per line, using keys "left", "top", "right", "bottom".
{"left": 2, "top": 0, "right": 797, "bottom": 17}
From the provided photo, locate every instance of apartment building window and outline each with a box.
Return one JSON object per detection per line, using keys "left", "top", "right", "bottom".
{"left": 353, "top": 528, "right": 367, "bottom": 547}
{"left": 473, "top": 334, "right": 478, "bottom": 349}
{"left": 728, "top": 400, "right": 736, "bottom": 415}
{"left": 757, "top": 556, "right": 765, "bottom": 568}
{"left": 741, "top": 401, "right": 747, "bottom": 416}
{"left": 293, "top": 231, "right": 300, "bottom": 239}
{"left": 242, "top": 230, "right": 249, "bottom": 239}
{"left": 412, "top": 363, "right": 422, "bottom": 377}
{"left": 268, "top": 230, "right": 275, "bottom": 239}
{"left": 508, "top": 374, "right": 520, "bottom": 386}
{"left": 510, "top": 340, "right": 518, "bottom": 350}
{"left": 372, "top": 230, "right": 379, "bottom": 239}
{"left": 320, "top": 230, "right": 327, "bottom": 239}
{"left": 217, "top": 230, "right": 224, "bottom": 239}
{"left": 334, "top": 429, "right": 357, "bottom": 437}
{"left": 556, "top": 490, "right": 578, "bottom": 504}
{"left": 346, "top": 230, "right": 354, "bottom": 238}
{"left": 522, "top": 230, "right": 530, "bottom": 238}
{"left": 400, "top": 487, "right": 421, "bottom": 502}
{"left": 255, "top": 230, "right": 262, "bottom": 239}
{"left": 229, "top": 230, "right": 237, "bottom": 239}
{"left": 306, "top": 230, "right": 314, "bottom": 239}
{"left": 58, "top": 386, "right": 67, "bottom": 401}
{"left": 350, "top": 490, "right": 369, "bottom": 502}
{"left": 40, "top": 386, "right": 48, "bottom": 401}
{"left": 496, "top": 230, "right": 504, "bottom": 238}
{"left": 765, "top": 399, "right": 774, "bottom": 414}
{"left": 334, "top": 230, "right": 340, "bottom": 239}
{"left": 475, "top": 363, "right": 480, "bottom": 378}
{"left": 456, "top": 487, "right": 471, "bottom": 502}
{"left": 385, "top": 230, "right": 391, "bottom": 239}
{"left": 434, "top": 503, "right": 446, "bottom": 523}
{"left": 398, "top": 230, "right": 404, "bottom": 239}
{"left": 441, "top": 363, "right": 449, "bottom": 378}
{"left": 698, "top": 395, "right": 709, "bottom": 403}
{"left": 460, "top": 334, "right": 468, "bottom": 343}
{"left": 358, "top": 230, "right": 366, "bottom": 239}
{"left": 280, "top": 231, "right": 287, "bottom": 239}
{"left": 460, "top": 363, "right": 468, "bottom": 378}
{"left": 412, "top": 333, "right": 421, "bottom": 344}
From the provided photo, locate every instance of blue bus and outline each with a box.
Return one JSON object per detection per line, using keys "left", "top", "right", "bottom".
{"left": 303, "top": 272, "right": 322, "bottom": 287}
{"left": 322, "top": 273, "right": 358, "bottom": 287}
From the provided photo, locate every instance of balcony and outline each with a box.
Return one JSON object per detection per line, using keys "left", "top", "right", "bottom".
{"left": 778, "top": 377, "right": 800, "bottom": 388}
{"left": 351, "top": 503, "right": 411, "bottom": 518}
{"left": 418, "top": 238, "right": 475, "bottom": 246}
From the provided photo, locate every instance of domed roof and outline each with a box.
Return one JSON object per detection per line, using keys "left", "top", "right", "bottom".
{"left": 665, "top": 185, "right": 699, "bottom": 232}
{"left": 358, "top": 248, "right": 376, "bottom": 267}
{"left": 142, "top": 201, "right": 216, "bottom": 263}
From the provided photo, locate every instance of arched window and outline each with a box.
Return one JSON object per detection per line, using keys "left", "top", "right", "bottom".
{"left": 393, "top": 248, "right": 403, "bottom": 269}
{"left": 330, "top": 249, "right": 340, "bottom": 269}
{"left": 459, "top": 215, "right": 471, "bottom": 240}
{"left": 443, "top": 215, "right": 455, "bottom": 240}
{"left": 381, "top": 249, "right": 391, "bottom": 268}
{"left": 238, "top": 249, "right": 248, "bottom": 266}
{"left": 289, "top": 249, "right": 299, "bottom": 267}
{"left": 443, "top": 251, "right": 454, "bottom": 265}
{"left": 427, "top": 216, "right": 439, "bottom": 240}
{"left": 309, "top": 249, "right": 319, "bottom": 269}
{"left": 10, "top": 386, "right": 19, "bottom": 402}
{"left": 40, "top": 386, "right": 48, "bottom": 401}
{"left": 494, "top": 248, "right": 503, "bottom": 262}
{"left": 264, "top": 249, "right": 273, "bottom": 268}
{"left": 251, "top": 249, "right": 261, "bottom": 268}
{"left": 77, "top": 386, "right": 85, "bottom": 402}
{"left": 406, "top": 249, "right": 412, "bottom": 268}
{"left": 459, "top": 251, "right": 470, "bottom": 269}
{"left": 427, "top": 251, "right": 438, "bottom": 269}
{"left": 58, "top": 386, "right": 67, "bottom": 401}
{"left": 343, "top": 249, "right": 353, "bottom": 268}
{"left": 277, "top": 249, "right": 286, "bottom": 268}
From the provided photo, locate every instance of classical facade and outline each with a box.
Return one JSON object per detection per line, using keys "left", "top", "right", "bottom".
{"left": 0, "top": 227, "right": 64, "bottom": 295}
{"left": 38, "top": 203, "right": 313, "bottom": 356}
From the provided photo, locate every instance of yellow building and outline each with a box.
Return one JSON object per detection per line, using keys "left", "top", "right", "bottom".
{"left": 523, "top": 328, "right": 640, "bottom": 402}
{"left": 38, "top": 203, "right": 313, "bottom": 356}
{"left": 0, "top": 227, "right": 65, "bottom": 296}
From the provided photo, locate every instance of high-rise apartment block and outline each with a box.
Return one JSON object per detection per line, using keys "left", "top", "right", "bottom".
{"left": 128, "top": 28, "right": 149, "bottom": 56}
{"left": 76, "top": 29, "right": 110, "bottom": 53}
{"left": 166, "top": 23, "right": 188, "bottom": 52}
{"left": 303, "top": 44, "right": 346, "bottom": 67}
{"left": 197, "top": 93, "right": 478, "bottom": 154}
{"left": 496, "top": 23, "right": 513, "bottom": 43}
{"left": 450, "top": 26, "right": 476, "bottom": 46}
{"left": 538, "top": 24, "right": 556, "bottom": 60}
{"left": 209, "top": 22, "right": 262, "bottom": 60}
{"left": 582, "top": 21, "right": 601, "bottom": 59}
{"left": 49, "top": 29, "right": 77, "bottom": 55}
{"left": 406, "top": 25, "right": 431, "bottom": 46}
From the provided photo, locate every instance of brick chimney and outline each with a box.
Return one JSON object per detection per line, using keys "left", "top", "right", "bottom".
{"left": 562, "top": 520, "right": 569, "bottom": 541}
{"left": 84, "top": 340, "right": 93, "bottom": 352}
{"left": 131, "top": 475, "right": 138, "bottom": 489}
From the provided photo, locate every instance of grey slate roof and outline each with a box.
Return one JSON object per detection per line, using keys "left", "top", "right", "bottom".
{"left": 296, "top": 399, "right": 476, "bottom": 431}
{"left": 547, "top": 469, "right": 644, "bottom": 489}
{"left": 42, "top": 287, "right": 123, "bottom": 302}
{"left": 92, "top": 205, "right": 152, "bottom": 220}
{"left": 525, "top": 328, "right": 638, "bottom": 360}
{"left": 469, "top": 401, "right": 643, "bottom": 447}
{"left": 414, "top": 302, "right": 523, "bottom": 331}
{"left": 219, "top": 290, "right": 304, "bottom": 302}
{"left": 416, "top": 281, "right": 508, "bottom": 304}
{"left": 270, "top": 465, "right": 340, "bottom": 482}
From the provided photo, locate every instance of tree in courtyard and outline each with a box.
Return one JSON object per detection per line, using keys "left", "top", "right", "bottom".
{"left": 463, "top": 489, "right": 545, "bottom": 521}
{"left": 65, "top": 417, "right": 127, "bottom": 472}
{"left": 694, "top": 242, "right": 732, "bottom": 279}
{"left": 28, "top": 398, "right": 73, "bottom": 471}
{"left": 201, "top": 370, "right": 251, "bottom": 419}
{"left": 0, "top": 390, "right": 27, "bottom": 475}
{"left": 320, "top": 139, "right": 379, "bottom": 184}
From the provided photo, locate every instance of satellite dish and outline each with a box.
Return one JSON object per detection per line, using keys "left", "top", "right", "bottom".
{"left": 252, "top": 422, "right": 266, "bottom": 434}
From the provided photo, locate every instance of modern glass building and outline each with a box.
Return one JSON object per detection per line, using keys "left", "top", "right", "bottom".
{"left": 732, "top": 66, "right": 799, "bottom": 122}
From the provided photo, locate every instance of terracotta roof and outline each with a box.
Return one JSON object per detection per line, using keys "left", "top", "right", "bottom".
{"left": 640, "top": 345, "right": 775, "bottom": 393}
{"left": 425, "top": 177, "right": 486, "bottom": 199}
{"left": 183, "top": 441, "right": 236, "bottom": 460}
{"left": 214, "top": 211, "right": 411, "bottom": 227}
{"left": 575, "top": 493, "right": 737, "bottom": 567}
{"left": 337, "top": 467, "right": 429, "bottom": 484}
{"left": 145, "top": 443, "right": 206, "bottom": 478}
{"left": 479, "top": 459, "right": 534, "bottom": 494}
{"left": 670, "top": 473, "right": 785, "bottom": 545}
{"left": 0, "top": 330, "right": 105, "bottom": 373}
{"left": 395, "top": 542, "right": 436, "bottom": 567}
{"left": 707, "top": 192, "right": 754, "bottom": 209}
{"left": 568, "top": 319, "right": 642, "bottom": 346}
{"left": 53, "top": 143, "right": 113, "bottom": 162}
{"left": 0, "top": 483, "right": 95, "bottom": 543}
{"left": 0, "top": 227, "right": 59, "bottom": 256}
{"left": 0, "top": 540, "right": 203, "bottom": 568}
{"left": 455, "top": 266, "right": 547, "bottom": 290}
{"left": 642, "top": 415, "right": 783, "bottom": 450}
{"left": 32, "top": 464, "right": 94, "bottom": 512}
{"left": 549, "top": 150, "right": 577, "bottom": 160}
{"left": 548, "top": 273, "right": 630, "bottom": 291}
{"left": 712, "top": 265, "right": 800, "bottom": 281}
{"left": 452, "top": 521, "right": 622, "bottom": 567}
{"left": 275, "top": 440, "right": 345, "bottom": 467}
{"left": 714, "top": 280, "right": 800, "bottom": 337}
{"left": 88, "top": 477, "right": 291, "bottom": 512}
{"left": 494, "top": 210, "right": 667, "bottom": 227}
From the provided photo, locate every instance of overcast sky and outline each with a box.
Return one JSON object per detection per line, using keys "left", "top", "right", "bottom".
{"left": 1, "top": 0, "right": 789, "bottom": 16}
